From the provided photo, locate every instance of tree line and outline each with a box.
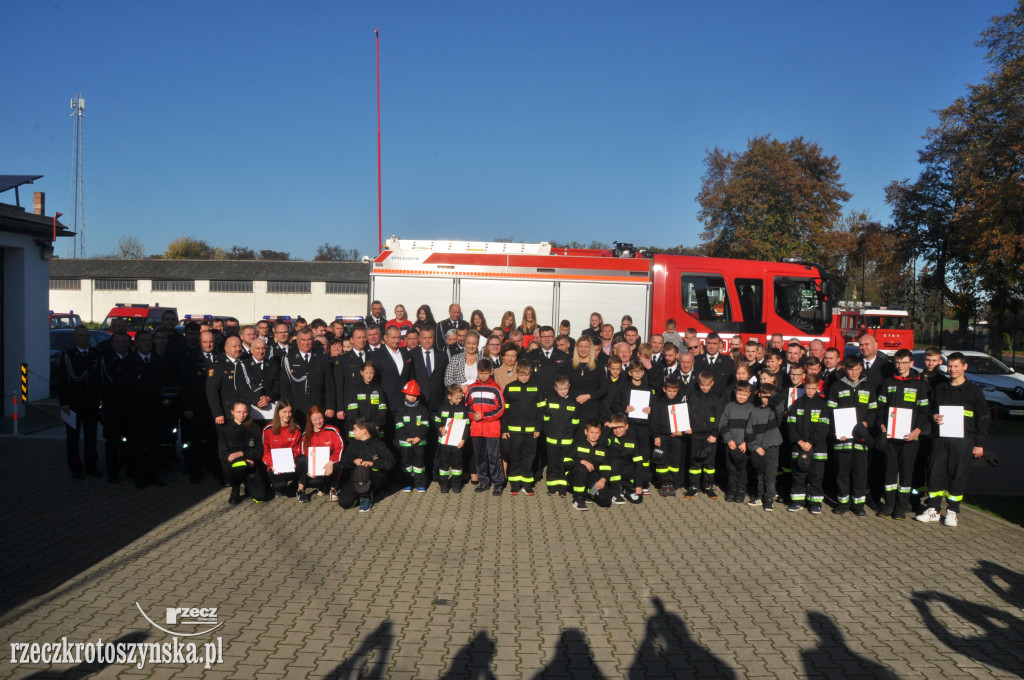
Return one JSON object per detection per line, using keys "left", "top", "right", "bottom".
{"left": 105, "top": 237, "right": 360, "bottom": 262}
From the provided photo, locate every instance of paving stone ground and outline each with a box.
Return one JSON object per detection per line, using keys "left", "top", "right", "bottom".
{"left": 1, "top": 436, "right": 1022, "bottom": 679}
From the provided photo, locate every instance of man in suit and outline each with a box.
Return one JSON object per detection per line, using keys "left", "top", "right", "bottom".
{"left": 859, "top": 334, "right": 893, "bottom": 387}
{"left": 366, "top": 300, "right": 387, "bottom": 335}
{"left": 241, "top": 338, "right": 279, "bottom": 422}
{"left": 693, "top": 332, "right": 735, "bottom": 398}
{"left": 206, "top": 336, "right": 253, "bottom": 426}
{"left": 178, "top": 327, "right": 221, "bottom": 483}
{"left": 128, "top": 331, "right": 167, "bottom": 488}
{"left": 268, "top": 322, "right": 292, "bottom": 362}
{"left": 661, "top": 343, "right": 683, "bottom": 384}
{"left": 57, "top": 325, "right": 100, "bottom": 479}
{"left": 279, "top": 328, "right": 336, "bottom": 428}
{"left": 821, "top": 347, "right": 842, "bottom": 388}
{"left": 411, "top": 326, "right": 449, "bottom": 414}
{"left": 436, "top": 303, "right": 469, "bottom": 352}
{"left": 526, "top": 326, "right": 571, "bottom": 398}
{"left": 335, "top": 325, "right": 370, "bottom": 411}
{"left": 373, "top": 326, "right": 413, "bottom": 412}
{"left": 95, "top": 331, "right": 134, "bottom": 482}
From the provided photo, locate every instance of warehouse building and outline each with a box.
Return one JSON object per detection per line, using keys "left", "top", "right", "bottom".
{"left": 49, "top": 259, "right": 371, "bottom": 324}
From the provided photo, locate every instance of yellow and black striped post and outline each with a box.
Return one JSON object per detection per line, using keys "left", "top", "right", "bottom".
{"left": 20, "top": 363, "right": 28, "bottom": 403}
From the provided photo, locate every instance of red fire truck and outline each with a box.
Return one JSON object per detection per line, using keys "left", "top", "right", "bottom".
{"left": 836, "top": 306, "right": 914, "bottom": 354}
{"left": 369, "top": 239, "right": 839, "bottom": 347}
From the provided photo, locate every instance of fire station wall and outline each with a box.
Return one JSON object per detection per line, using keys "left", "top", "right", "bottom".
{"left": 1, "top": 233, "right": 51, "bottom": 413}
{"left": 50, "top": 280, "right": 368, "bottom": 324}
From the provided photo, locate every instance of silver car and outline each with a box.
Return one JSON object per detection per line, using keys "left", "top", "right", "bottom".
{"left": 912, "top": 349, "right": 1024, "bottom": 416}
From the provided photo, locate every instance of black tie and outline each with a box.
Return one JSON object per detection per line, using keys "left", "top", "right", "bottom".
{"left": 144, "top": 357, "right": 150, "bottom": 365}
{"left": 359, "top": 351, "right": 364, "bottom": 362}
{"left": 683, "top": 375, "right": 689, "bottom": 385}
{"left": 425, "top": 350, "right": 432, "bottom": 377}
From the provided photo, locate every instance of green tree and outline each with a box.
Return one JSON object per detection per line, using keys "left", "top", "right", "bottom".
{"left": 222, "top": 245, "right": 257, "bottom": 260}
{"left": 165, "top": 236, "right": 216, "bottom": 260}
{"left": 696, "top": 135, "right": 852, "bottom": 273}
{"left": 259, "top": 249, "right": 290, "bottom": 261}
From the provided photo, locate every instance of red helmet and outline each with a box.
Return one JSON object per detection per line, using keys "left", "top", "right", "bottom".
{"left": 401, "top": 380, "right": 422, "bottom": 397}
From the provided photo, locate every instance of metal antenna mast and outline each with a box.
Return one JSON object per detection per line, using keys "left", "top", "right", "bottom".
{"left": 68, "top": 94, "right": 85, "bottom": 258}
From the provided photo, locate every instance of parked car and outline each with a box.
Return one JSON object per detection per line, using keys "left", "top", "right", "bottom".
{"left": 49, "top": 329, "right": 112, "bottom": 386}
{"left": 912, "top": 349, "right": 1024, "bottom": 416}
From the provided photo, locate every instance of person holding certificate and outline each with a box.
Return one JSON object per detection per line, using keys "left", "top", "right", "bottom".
{"left": 876, "top": 349, "right": 930, "bottom": 519}
{"left": 300, "top": 405, "right": 344, "bottom": 502}
{"left": 651, "top": 378, "right": 689, "bottom": 496}
{"left": 826, "top": 358, "right": 879, "bottom": 516}
{"left": 261, "top": 399, "right": 304, "bottom": 500}
{"left": 915, "top": 352, "right": 990, "bottom": 527}
{"left": 434, "top": 385, "right": 471, "bottom": 493}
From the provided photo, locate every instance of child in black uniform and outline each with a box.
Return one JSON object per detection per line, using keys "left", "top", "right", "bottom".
{"left": 435, "top": 385, "right": 471, "bottom": 493}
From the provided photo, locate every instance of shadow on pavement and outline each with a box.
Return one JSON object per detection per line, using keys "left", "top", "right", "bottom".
{"left": 912, "top": 561, "right": 1024, "bottom": 678}
{"left": 531, "top": 628, "right": 608, "bottom": 680}
{"left": 628, "top": 596, "right": 737, "bottom": 679}
{"left": 441, "top": 631, "right": 497, "bottom": 680}
{"left": 801, "top": 611, "right": 900, "bottom": 679}
{"left": 0, "top": 438, "right": 223, "bottom": 618}
{"left": 323, "top": 620, "right": 394, "bottom": 680}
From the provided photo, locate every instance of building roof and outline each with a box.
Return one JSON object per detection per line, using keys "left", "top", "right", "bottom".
{"left": 0, "top": 202, "right": 73, "bottom": 239}
{"left": 50, "top": 258, "right": 369, "bottom": 282}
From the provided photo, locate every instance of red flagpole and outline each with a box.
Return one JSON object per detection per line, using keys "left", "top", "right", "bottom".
{"left": 375, "top": 28, "right": 383, "bottom": 254}
{"left": 53, "top": 211, "right": 63, "bottom": 242}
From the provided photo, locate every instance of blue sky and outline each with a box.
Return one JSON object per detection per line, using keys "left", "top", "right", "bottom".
{"left": 3, "top": 1, "right": 1011, "bottom": 259}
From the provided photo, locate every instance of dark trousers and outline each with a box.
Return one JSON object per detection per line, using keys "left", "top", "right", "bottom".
{"left": 400, "top": 445, "right": 427, "bottom": 488}
{"left": 474, "top": 437, "right": 504, "bottom": 487}
{"left": 131, "top": 415, "right": 162, "bottom": 484}
{"left": 568, "top": 463, "right": 613, "bottom": 506}
{"left": 750, "top": 446, "right": 779, "bottom": 502}
{"left": 65, "top": 413, "right": 98, "bottom": 476}
{"left": 655, "top": 436, "right": 684, "bottom": 487}
{"left": 726, "top": 447, "right": 748, "bottom": 497}
{"left": 506, "top": 433, "right": 538, "bottom": 489}
{"left": 687, "top": 439, "right": 716, "bottom": 489}
{"left": 337, "top": 470, "right": 387, "bottom": 508}
{"left": 790, "top": 451, "right": 826, "bottom": 504}
{"left": 270, "top": 455, "right": 308, "bottom": 496}
{"left": 437, "top": 444, "right": 464, "bottom": 490}
{"left": 226, "top": 458, "right": 269, "bottom": 500}
{"left": 545, "top": 443, "right": 571, "bottom": 490}
{"left": 927, "top": 438, "right": 974, "bottom": 513}
{"left": 303, "top": 462, "right": 344, "bottom": 493}
{"left": 102, "top": 411, "right": 130, "bottom": 481}
{"left": 883, "top": 438, "right": 920, "bottom": 509}
{"left": 835, "top": 448, "right": 869, "bottom": 506}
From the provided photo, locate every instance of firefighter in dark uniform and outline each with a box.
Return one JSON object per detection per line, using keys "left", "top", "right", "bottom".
{"left": 279, "top": 328, "right": 336, "bottom": 429}
{"left": 128, "top": 331, "right": 167, "bottom": 487}
{"left": 95, "top": 332, "right": 134, "bottom": 483}
{"left": 501, "top": 362, "right": 546, "bottom": 495}
{"left": 541, "top": 375, "right": 579, "bottom": 495}
{"left": 241, "top": 338, "right": 279, "bottom": 423}
{"left": 876, "top": 348, "right": 931, "bottom": 519}
{"left": 568, "top": 420, "right": 619, "bottom": 510}
{"left": 177, "top": 328, "right": 223, "bottom": 484}
{"left": 217, "top": 400, "right": 267, "bottom": 504}
{"left": 827, "top": 357, "right": 879, "bottom": 516}
{"left": 58, "top": 325, "right": 100, "bottom": 479}
{"left": 526, "top": 326, "right": 571, "bottom": 398}
{"left": 206, "top": 336, "right": 253, "bottom": 428}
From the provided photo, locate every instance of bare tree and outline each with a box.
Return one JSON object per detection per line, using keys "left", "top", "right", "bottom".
{"left": 114, "top": 235, "right": 146, "bottom": 260}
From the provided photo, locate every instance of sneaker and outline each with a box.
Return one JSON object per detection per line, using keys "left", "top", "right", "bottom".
{"left": 667, "top": 486, "right": 677, "bottom": 497}
{"left": 915, "top": 508, "right": 941, "bottom": 523}
{"left": 764, "top": 500, "right": 774, "bottom": 511}
{"left": 452, "top": 485, "right": 463, "bottom": 494}
{"left": 297, "top": 491, "right": 311, "bottom": 504}
{"left": 658, "top": 485, "right": 669, "bottom": 497}
{"left": 875, "top": 504, "right": 890, "bottom": 518}
{"left": 474, "top": 484, "right": 491, "bottom": 494}
{"left": 852, "top": 505, "right": 867, "bottom": 517}
{"left": 402, "top": 486, "right": 412, "bottom": 493}
{"left": 492, "top": 485, "right": 504, "bottom": 496}
{"left": 809, "top": 503, "right": 822, "bottom": 515}
{"left": 510, "top": 489, "right": 520, "bottom": 496}
{"left": 417, "top": 487, "right": 426, "bottom": 493}
{"left": 747, "top": 498, "right": 762, "bottom": 507}
{"left": 703, "top": 487, "right": 718, "bottom": 500}
{"left": 572, "top": 498, "right": 589, "bottom": 511}
{"left": 611, "top": 494, "right": 626, "bottom": 505}
{"left": 684, "top": 487, "right": 698, "bottom": 499}
{"left": 943, "top": 510, "right": 958, "bottom": 527}
{"left": 558, "top": 489, "right": 567, "bottom": 497}
{"left": 228, "top": 491, "right": 241, "bottom": 506}
{"left": 524, "top": 487, "right": 535, "bottom": 496}
{"left": 628, "top": 493, "right": 642, "bottom": 504}
{"left": 832, "top": 505, "right": 849, "bottom": 515}
{"left": 787, "top": 502, "right": 802, "bottom": 513}
{"left": 724, "top": 492, "right": 735, "bottom": 503}
{"left": 892, "top": 506, "right": 907, "bottom": 520}
{"left": 359, "top": 497, "right": 372, "bottom": 513}
{"left": 642, "top": 487, "right": 650, "bottom": 495}
{"left": 329, "top": 491, "right": 339, "bottom": 502}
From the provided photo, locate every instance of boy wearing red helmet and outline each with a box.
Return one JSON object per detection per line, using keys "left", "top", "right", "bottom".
{"left": 396, "top": 380, "right": 431, "bottom": 492}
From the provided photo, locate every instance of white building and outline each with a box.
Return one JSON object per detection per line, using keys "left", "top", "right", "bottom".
{"left": 49, "top": 259, "right": 371, "bottom": 324}
{"left": 1, "top": 176, "right": 71, "bottom": 415}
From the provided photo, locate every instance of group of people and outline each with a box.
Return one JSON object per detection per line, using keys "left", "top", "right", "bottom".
{"left": 56, "top": 303, "right": 990, "bottom": 524}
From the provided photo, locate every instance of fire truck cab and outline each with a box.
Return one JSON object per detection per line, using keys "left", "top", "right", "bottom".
{"left": 99, "top": 303, "right": 177, "bottom": 338}
{"left": 369, "top": 238, "right": 835, "bottom": 347}
{"left": 836, "top": 306, "right": 913, "bottom": 355}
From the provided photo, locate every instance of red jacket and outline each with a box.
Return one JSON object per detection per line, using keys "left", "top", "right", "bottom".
{"left": 262, "top": 424, "right": 302, "bottom": 470}
{"left": 303, "top": 425, "right": 344, "bottom": 462}
{"left": 465, "top": 378, "right": 505, "bottom": 438}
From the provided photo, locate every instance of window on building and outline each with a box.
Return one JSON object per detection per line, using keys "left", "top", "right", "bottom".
{"left": 49, "top": 279, "right": 82, "bottom": 290}
{"left": 94, "top": 279, "right": 138, "bottom": 291}
{"left": 151, "top": 280, "right": 195, "bottom": 292}
{"left": 326, "top": 282, "right": 368, "bottom": 294}
{"left": 267, "top": 281, "right": 311, "bottom": 294}
{"left": 209, "top": 280, "right": 254, "bottom": 293}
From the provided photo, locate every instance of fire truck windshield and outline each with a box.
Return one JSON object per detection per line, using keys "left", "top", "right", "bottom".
{"left": 773, "top": 277, "right": 826, "bottom": 334}
{"left": 863, "top": 315, "right": 909, "bottom": 330}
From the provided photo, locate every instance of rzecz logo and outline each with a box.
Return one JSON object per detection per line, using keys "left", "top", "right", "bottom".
{"left": 136, "top": 603, "right": 224, "bottom": 636}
